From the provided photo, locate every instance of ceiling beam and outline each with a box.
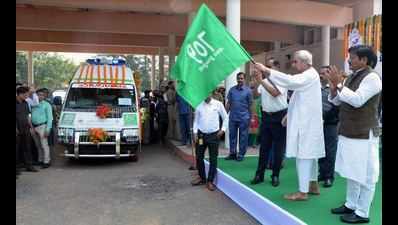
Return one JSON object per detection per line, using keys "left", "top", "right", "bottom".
{"left": 16, "top": 42, "right": 161, "bottom": 55}
{"left": 16, "top": 0, "right": 353, "bottom": 26}
{"left": 16, "top": 29, "right": 271, "bottom": 54}
{"left": 193, "top": 0, "right": 352, "bottom": 27}
{"left": 16, "top": 6, "right": 303, "bottom": 43}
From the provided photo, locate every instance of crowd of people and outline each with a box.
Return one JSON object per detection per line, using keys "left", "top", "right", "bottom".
{"left": 16, "top": 83, "right": 60, "bottom": 179}
{"left": 156, "top": 45, "right": 381, "bottom": 224}
{"left": 17, "top": 44, "right": 381, "bottom": 224}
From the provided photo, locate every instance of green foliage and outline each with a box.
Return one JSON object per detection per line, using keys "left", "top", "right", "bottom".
{"left": 16, "top": 52, "right": 27, "bottom": 83}
{"left": 16, "top": 52, "right": 77, "bottom": 90}
{"left": 124, "top": 55, "right": 151, "bottom": 91}
{"left": 99, "top": 54, "right": 152, "bottom": 91}
{"left": 16, "top": 52, "right": 154, "bottom": 91}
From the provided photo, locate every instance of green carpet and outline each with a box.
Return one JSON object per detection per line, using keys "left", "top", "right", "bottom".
{"left": 217, "top": 157, "right": 382, "bottom": 225}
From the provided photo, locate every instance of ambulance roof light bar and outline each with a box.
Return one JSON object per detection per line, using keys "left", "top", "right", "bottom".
{"left": 86, "top": 56, "right": 126, "bottom": 65}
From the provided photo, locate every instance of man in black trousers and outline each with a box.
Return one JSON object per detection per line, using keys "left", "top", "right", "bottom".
{"left": 251, "top": 58, "right": 288, "bottom": 187}
{"left": 318, "top": 66, "right": 339, "bottom": 187}
{"left": 191, "top": 94, "right": 228, "bottom": 191}
{"left": 16, "top": 86, "right": 38, "bottom": 173}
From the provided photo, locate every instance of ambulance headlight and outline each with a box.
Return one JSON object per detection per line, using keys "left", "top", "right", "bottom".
{"left": 122, "top": 129, "right": 138, "bottom": 137}
{"left": 57, "top": 128, "right": 74, "bottom": 144}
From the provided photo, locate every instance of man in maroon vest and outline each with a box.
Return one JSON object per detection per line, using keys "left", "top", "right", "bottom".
{"left": 325, "top": 45, "right": 381, "bottom": 224}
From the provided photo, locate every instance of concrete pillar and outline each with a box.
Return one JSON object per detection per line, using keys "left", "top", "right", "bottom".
{"left": 274, "top": 41, "right": 281, "bottom": 52}
{"left": 27, "top": 51, "right": 34, "bottom": 86}
{"left": 225, "top": 0, "right": 241, "bottom": 96}
{"left": 151, "top": 55, "right": 156, "bottom": 90}
{"left": 245, "top": 62, "right": 251, "bottom": 84}
{"left": 336, "top": 28, "right": 344, "bottom": 40}
{"left": 168, "top": 34, "right": 176, "bottom": 77}
{"left": 188, "top": 12, "right": 196, "bottom": 24}
{"left": 159, "top": 48, "right": 164, "bottom": 87}
{"left": 321, "top": 25, "right": 330, "bottom": 67}
{"left": 373, "top": 0, "right": 382, "bottom": 14}
{"left": 225, "top": 0, "right": 241, "bottom": 150}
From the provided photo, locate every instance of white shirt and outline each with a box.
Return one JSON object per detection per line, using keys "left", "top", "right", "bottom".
{"left": 269, "top": 67, "right": 325, "bottom": 159}
{"left": 257, "top": 79, "right": 288, "bottom": 112}
{"left": 193, "top": 98, "right": 228, "bottom": 134}
{"left": 26, "top": 93, "right": 39, "bottom": 111}
{"left": 328, "top": 71, "right": 382, "bottom": 108}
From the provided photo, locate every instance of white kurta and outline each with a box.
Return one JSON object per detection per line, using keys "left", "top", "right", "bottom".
{"left": 329, "top": 71, "right": 382, "bottom": 185}
{"left": 269, "top": 67, "right": 325, "bottom": 159}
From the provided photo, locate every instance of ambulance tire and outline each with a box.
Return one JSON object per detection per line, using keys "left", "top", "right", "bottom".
{"left": 128, "top": 154, "right": 139, "bottom": 162}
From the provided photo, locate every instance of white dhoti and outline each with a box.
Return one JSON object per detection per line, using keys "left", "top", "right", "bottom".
{"left": 335, "top": 130, "right": 380, "bottom": 218}
{"left": 296, "top": 158, "right": 318, "bottom": 193}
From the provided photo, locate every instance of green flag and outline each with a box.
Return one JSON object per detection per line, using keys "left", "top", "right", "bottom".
{"left": 171, "top": 3, "right": 251, "bottom": 108}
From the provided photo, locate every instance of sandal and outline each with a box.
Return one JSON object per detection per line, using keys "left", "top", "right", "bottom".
{"left": 283, "top": 192, "right": 308, "bottom": 201}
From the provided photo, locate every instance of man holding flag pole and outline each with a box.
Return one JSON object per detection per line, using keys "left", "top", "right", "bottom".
{"left": 170, "top": 3, "right": 252, "bottom": 190}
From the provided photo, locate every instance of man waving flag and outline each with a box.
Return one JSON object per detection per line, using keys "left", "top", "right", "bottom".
{"left": 171, "top": 3, "right": 251, "bottom": 108}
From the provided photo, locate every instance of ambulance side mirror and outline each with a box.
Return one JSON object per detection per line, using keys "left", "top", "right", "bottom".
{"left": 53, "top": 96, "right": 63, "bottom": 106}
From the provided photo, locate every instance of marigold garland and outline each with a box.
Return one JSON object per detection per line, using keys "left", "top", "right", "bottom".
{"left": 88, "top": 128, "right": 108, "bottom": 144}
{"left": 96, "top": 104, "right": 111, "bottom": 119}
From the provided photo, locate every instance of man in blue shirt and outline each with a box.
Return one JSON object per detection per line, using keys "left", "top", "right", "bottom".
{"left": 176, "top": 94, "right": 192, "bottom": 146}
{"left": 31, "top": 88, "right": 53, "bottom": 168}
{"left": 225, "top": 72, "right": 253, "bottom": 161}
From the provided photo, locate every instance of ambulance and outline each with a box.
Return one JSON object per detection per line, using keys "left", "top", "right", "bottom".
{"left": 57, "top": 57, "right": 141, "bottom": 161}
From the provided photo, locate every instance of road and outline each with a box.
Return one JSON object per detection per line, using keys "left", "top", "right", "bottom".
{"left": 16, "top": 143, "right": 260, "bottom": 225}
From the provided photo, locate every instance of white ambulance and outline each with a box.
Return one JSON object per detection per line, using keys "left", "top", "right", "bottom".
{"left": 57, "top": 57, "right": 141, "bottom": 161}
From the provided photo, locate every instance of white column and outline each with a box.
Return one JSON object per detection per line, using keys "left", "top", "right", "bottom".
{"left": 225, "top": 0, "right": 241, "bottom": 150}
{"left": 159, "top": 48, "right": 165, "bottom": 87}
{"left": 225, "top": 0, "right": 241, "bottom": 96}
{"left": 151, "top": 55, "right": 156, "bottom": 90}
{"left": 321, "top": 25, "right": 330, "bottom": 67}
{"left": 373, "top": 0, "right": 382, "bottom": 14}
{"left": 168, "top": 33, "right": 176, "bottom": 77}
{"left": 27, "top": 51, "right": 34, "bottom": 86}
{"left": 274, "top": 41, "right": 281, "bottom": 52}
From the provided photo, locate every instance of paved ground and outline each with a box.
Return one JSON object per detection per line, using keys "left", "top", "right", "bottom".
{"left": 16, "top": 143, "right": 260, "bottom": 225}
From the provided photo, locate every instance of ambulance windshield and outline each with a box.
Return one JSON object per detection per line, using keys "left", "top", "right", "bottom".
{"left": 64, "top": 87, "right": 137, "bottom": 113}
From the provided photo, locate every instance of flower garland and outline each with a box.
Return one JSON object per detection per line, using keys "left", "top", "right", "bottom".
{"left": 88, "top": 128, "right": 108, "bottom": 144}
{"left": 96, "top": 104, "right": 111, "bottom": 119}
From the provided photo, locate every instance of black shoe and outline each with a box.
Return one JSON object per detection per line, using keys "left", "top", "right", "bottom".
{"left": 41, "top": 163, "right": 50, "bottom": 169}
{"left": 32, "top": 161, "right": 42, "bottom": 166}
{"left": 191, "top": 178, "right": 206, "bottom": 186}
{"left": 236, "top": 155, "right": 244, "bottom": 161}
{"left": 26, "top": 166, "right": 38, "bottom": 172}
{"left": 323, "top": 178, "right": 333, "bottom": 188}
{"left": 225, "top": 154, "right": 237, "bottom": 160}
{"left": 340, "top": 213, "right": 370, "bottom": 223}
{"left": 250, "top": 176, "right": 264, "bottom": 185}
{"left": 271, "top": 176, "right": 280, "bottom": 187}
{"left": 331, "top": 205, "right": 355, "bottom": 214}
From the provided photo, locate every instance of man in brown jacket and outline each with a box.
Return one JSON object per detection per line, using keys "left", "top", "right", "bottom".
{"left": 326, "top": 45, "right": 381, "bottom": 224}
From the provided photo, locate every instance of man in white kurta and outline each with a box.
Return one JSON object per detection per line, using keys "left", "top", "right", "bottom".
{"left": 326, "top": 45, "right": 381, "bottom": 224}
{"left": 254, "top": 50, "right": 325, "bottom": 201}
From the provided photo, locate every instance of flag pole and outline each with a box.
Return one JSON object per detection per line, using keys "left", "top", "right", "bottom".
{"left": 188, "top": 105, "right": 196, "bottom": 170}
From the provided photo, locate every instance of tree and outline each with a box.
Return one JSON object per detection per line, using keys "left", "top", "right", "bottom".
{"left": 15, "top": 52, "right": 77, "bottom": 90}
{"left": 100, "top": 54, "right": 152, "bottom": 91}
{"left": 16, "top": 52, "right": 27, "bottom": 83}
{"left": 124, "top": 55, "right": 151, "bottom": 91}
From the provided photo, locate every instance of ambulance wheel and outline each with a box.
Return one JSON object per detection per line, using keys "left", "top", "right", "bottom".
{"left": 128, "top": 154, "right": 139, "bottom": 162}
